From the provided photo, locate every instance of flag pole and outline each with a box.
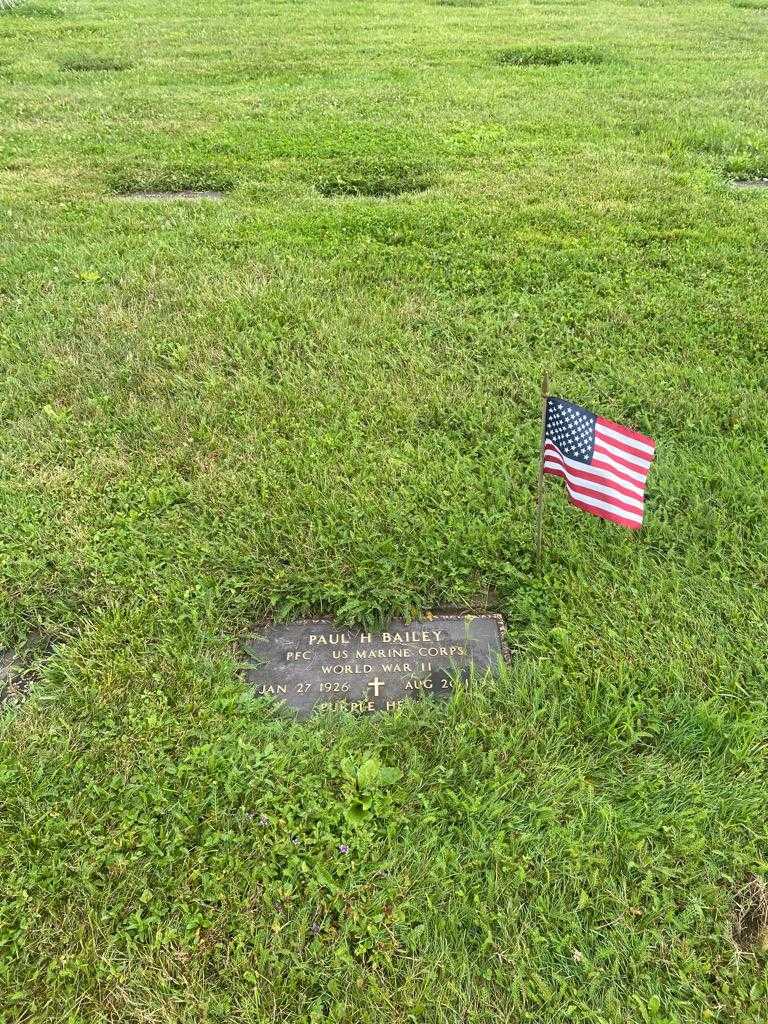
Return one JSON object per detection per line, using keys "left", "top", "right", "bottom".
{"left": 535, "top": 371, "right": 549, "bottom": 569}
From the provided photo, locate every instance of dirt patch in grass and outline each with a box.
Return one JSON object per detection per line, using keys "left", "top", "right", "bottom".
{"left": 496, "top": 45, "right": 607, "bottom": 67}
{"left": 60, "top": 55, "right": 133, "bottom": 72}
{"left": 116, "top": 189, "right": 225, "bottom": 201}
{"left": 732, "top": 876, "right": 768, "bottom": 952}
{"left": 316, "top": 161, "right": 433, "bottom": 199}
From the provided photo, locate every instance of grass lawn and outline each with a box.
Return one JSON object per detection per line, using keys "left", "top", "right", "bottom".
{"left": 1, "top": 0, "right": 767, "bottom": 1019}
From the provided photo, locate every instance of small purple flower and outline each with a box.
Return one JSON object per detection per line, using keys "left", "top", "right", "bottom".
{"left": 338, "top": 843, "right": 349, "bottom": 854}
{"left": 291, "top": 836, "right": 300, "bottom": 846}
{"left": 310, "top": 922, "right": 321, "bottom": 934}
{"left": 259, "top": 814, "right": 269, "bottom": 826}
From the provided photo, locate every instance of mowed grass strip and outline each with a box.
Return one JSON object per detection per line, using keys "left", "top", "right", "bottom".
{"left": 1, "top": 0, "right": 767, "bottom": 1021}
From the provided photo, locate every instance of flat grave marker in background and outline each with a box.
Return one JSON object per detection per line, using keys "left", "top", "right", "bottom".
{"left": 245, "top": 614, "right": 507, "bottom": 718}
{"left": 731, "top": 178, "right": 768, "bottom": 189}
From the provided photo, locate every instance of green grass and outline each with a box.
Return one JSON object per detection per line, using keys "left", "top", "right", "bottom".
{"left": 59, "top": 54, "right": 134, "bottom": 72}
{"left": 496, "top": 44, "right": 607, "bottom": 65}
{"left": 1, "top": 0, "right": 767, "bottom": 1020}
{"left": 315, "top": 157, "right": 434, "bottom": 197}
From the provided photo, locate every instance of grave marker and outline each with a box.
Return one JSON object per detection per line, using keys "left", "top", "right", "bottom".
{"left": 731, "top": 178, "right": 768, "bottom": 189}
{"left": 245, "top": 614, "right": 507, "bottom": 718}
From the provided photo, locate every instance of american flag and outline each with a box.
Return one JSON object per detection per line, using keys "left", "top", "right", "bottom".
{"left": 543, "top": 397, "right": 656, "bottom": 529}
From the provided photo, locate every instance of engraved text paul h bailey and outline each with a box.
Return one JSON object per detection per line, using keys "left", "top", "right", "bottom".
{"left": 245, "top": 615, "right": 507, "bottom": 718}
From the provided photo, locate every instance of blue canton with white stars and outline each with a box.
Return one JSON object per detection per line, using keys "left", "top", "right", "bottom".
{"left": 545, "top": 397, "right": 596, "bottom": 465}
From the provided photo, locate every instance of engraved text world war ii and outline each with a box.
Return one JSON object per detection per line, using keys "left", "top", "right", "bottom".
{"left": 245, "top": 615, "right": 506, "bottom": 717}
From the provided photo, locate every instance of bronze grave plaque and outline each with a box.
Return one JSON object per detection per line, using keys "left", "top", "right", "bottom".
{"left": 245, "top": 614, "right": 506, "bottom": 718}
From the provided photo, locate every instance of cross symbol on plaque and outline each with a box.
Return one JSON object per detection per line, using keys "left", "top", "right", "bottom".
{"left": 367, "top": 677, "right": 385, "bottom": 698}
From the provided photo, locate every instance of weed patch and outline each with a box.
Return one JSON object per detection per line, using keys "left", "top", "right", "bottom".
{"left": 116, "top": 189, "right": 225, "bottom": 201}
{"left": 60, "top": 55, "right": 133, "bottom": 72}
{"left": 109, "top": 167, "right": 234, "bottom": 196}
{"left": 732, "top": 0, "right": 768, "bottom": 8}
{"left": 316, "top": 160, "right": 433, "bottom": 198}
{"left": 3, "top": 2, "right": 63, "bottom": 15}
{"left": 496, "top": 45, "right": 607, "bottom": 67}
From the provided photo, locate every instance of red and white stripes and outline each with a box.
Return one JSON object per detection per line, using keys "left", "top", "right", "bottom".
{"left": 544, "top": 417, "right": 655, "bottom": 529}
